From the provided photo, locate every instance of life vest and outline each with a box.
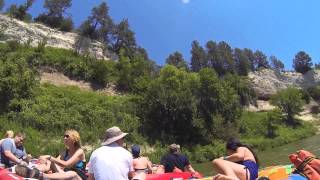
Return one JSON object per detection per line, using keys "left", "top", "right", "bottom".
{"left": 289, "top": 150, "right": 320, "bottom": 180}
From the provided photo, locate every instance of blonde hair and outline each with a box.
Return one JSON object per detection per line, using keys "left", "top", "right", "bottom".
{"left": 4, "top": 130, "right": 14, "bottom": 138}
{"left": 65, "top": 129, "right": 81, "bottom": 149}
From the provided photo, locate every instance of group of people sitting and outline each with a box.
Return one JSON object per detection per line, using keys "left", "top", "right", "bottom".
{"left": 0, "top": 126, "right": 259, "bottom": 180}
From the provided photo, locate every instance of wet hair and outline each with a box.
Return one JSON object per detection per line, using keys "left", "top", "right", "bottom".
{"left": 131, "top": 144, "right": 140, "bottom": 158}
{"left": 65, "top": 129, "right": 81, "bottom": 149}
{"left": 226, "top": 138, "right": 259, "bottom": 166}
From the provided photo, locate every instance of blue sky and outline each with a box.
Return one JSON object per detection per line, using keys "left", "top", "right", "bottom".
{"left": 4, "top": 0, "right": 320, "bottom": 69}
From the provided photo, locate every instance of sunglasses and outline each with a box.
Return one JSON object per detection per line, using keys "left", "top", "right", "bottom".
{"left": 64, "top": 134, "right": 70, "bottom": 138}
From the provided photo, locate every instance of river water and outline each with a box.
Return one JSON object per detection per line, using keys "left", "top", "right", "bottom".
{"left": 193, "top": 134, "right": 320, "bottom": 176}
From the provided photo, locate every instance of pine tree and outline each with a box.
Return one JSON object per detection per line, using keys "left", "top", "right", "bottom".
{"left": 254, "top": 50, "right": 269, "bottom": 69}
{"left": 270, "top": 55, "right": 284, "bottom": 72}
{"left": 166, "top": 51, "right": 188, "bottom": 69}
{"left": 293, "top": 51, "right": 313, "bottom": 74}
{"left": 190, "top": 40, "right": 207, "bottom": 72}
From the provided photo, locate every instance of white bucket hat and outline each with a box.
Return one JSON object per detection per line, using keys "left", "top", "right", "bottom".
{"left": 101, "top": 126, "right": 128, "bottom": 146}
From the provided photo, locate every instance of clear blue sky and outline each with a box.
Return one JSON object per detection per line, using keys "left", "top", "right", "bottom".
{"left": 5, "top": 0, "right": 320, "bottom": 70}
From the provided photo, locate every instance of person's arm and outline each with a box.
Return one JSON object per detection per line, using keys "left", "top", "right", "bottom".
{"left": 223, "top": 147, "right": 245, "bottom": 162}
{"left": 145, "top": 157, "right": 153, "bottom": 172}
{"left": 88, "top": 173, "right": 95, "bottom": 180}
{"left": 50, "top": 149, "right": 84, "bottom": 168}
{"left": 185, "top": 164, "right": 196, "bottom": 174}
{"left": 3, "top": 150, "right": 22, "bottom": 164}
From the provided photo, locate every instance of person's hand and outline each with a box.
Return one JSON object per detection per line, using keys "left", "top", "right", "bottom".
{"left": 19, "top": 160, "right": 28, "bottom": 166}
{"left": 219, "top": 156, "right": 224, "bottom": 159}
{"left": 41, "top": 155, "right": 51, "bottom": 160}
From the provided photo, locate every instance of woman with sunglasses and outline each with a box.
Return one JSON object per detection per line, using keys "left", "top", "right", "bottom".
{"left": 18, "top": 129, "right": 87, "bottom": 180}
{"left": 48, "top": 129, "right": 86, "bottom": 179}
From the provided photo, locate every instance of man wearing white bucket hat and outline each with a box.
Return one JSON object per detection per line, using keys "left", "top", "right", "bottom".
{"left": 88, "top": 126, "right": 134, "bottom": 180}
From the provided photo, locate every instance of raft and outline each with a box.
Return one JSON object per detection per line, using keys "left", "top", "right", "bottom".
{"left": 258, "top": 164, "right": 307, "bottom": 180}
{"left": 146, "top": 172, "right": 197, "bottom": 180}
{"left": 0, "top": 168, "right": 23, "bottom": 180}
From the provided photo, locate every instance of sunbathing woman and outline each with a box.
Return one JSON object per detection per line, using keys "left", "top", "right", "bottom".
{"left": 16, "top": 129, "right": 86, "bottom": 180}
{"left": 131, "top": 144, "right": 152, "bottom": 180}
{"left": 212, "top": 138, "right": 259, "bottom": 180}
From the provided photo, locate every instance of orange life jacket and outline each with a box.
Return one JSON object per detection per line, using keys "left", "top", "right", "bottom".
{"left": 289, "top": 150, "right": 320, "bottom": 180}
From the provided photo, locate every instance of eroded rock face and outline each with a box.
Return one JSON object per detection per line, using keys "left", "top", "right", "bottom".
{"left": 249, "top": 69, "right": 320, "bottom": 99}
{"left": 0, "top": 14, "right": 112, "bottom": 60}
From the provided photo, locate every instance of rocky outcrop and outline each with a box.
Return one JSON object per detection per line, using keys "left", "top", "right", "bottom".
{"left": 0, "top": 14, "right": 113, "bottom": 60}
{"left": 249, "top": 69, "right": 320, "bottom": 99}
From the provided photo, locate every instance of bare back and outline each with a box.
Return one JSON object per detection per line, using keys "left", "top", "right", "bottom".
{"left": 133, "top": 156, "right": 152, "bottom": 172}
{"left": 237, "top": 147, "right": 256, "bottom": 163}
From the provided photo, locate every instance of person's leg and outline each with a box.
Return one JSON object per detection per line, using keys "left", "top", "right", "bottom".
{"left": 212, "top": 174, "right": 239, "bottom": 180}
{"left": 43, "top": 171, "right": 82, "bottom": 180}
{"left": 35, "top": 157, "right": 51, "bottom": 172}
{"left": 212, "top": 159, "right": 250, "bottom": 180}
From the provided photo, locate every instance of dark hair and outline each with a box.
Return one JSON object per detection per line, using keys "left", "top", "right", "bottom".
{"left": 226, "top": 138, "right": 259, "bottom": 166}
{"left": 131, "top": 144, "right": 140, "bottom": 158}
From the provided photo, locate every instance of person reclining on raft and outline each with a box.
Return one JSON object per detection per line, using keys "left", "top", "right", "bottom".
{"left": 0, "top": 132, "right": 30, "bottom": 168}
{"left": 212, "top": 138, "right": 259, "bottom": 180}
{"left": 156, "top": 144, "right": 197, "bottom": 175}
{"left": 15, "top": 129, "right": 85, "bottom": 180}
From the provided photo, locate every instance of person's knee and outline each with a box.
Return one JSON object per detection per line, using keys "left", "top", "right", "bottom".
{"left": 65, "top": 171, "right": 78, "bottom": 178}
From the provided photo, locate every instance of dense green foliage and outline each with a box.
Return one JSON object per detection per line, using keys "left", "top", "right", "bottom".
{"left": 78, "top": 2, "right": 113, "bottom": 43}
{"left": 271, "top": 87, "right": 305, "bottom": 126}
{"left": 6, "top": 0, "right": 34, "bottom": 22}
{"left": 34, "top": 0, "right": 73, "bottom": 32}
{"left": 293, "top": 51, "right": 313, "bottom": 74}
{"left": 270, "top": 56, "right": 284, "bottom": 72}
{"left": 166, "top": 51, "right": 188, "bottom": 70}
{"left": 307, "top": 86, "right": 320, "bottom": 101}
{"left": 0, "top": 47, "right": 38, "bottom": 111}
{"left": 0, "top": 0, "right": 4, "bottom": 11}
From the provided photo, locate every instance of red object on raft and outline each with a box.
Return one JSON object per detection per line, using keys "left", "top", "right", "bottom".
{"left": 0, "top": 168, "right": 24, "bottom": 180}
{"left": 146, "top": 172, "right": 203, "bottom": 180}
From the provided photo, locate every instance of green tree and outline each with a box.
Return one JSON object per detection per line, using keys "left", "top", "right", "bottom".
{"left": 254, "top": 50, "right": 269, "bottom": 70}
{"left": 34, "top": 0, "right": 73, "bottom": 31}
{"left": 78, "top": 2, "right": 114, "bottom": 43}
{"left": 0, "top": 54, "right": 39, "bottom": 112}
{"left": 111, "top": 19, "right": 137, "bottom": 57}
{"left": 116, "top": 49, "right": 155, "bottom": 92}
{"left": 44, "top": 0, "right": 71, "bottom": 17}
{"left": 233, "top": 48, "right": 250, "bottom": 76}
{"left": 270, "top": 55, "right": 284, "bottom": 72}
{"left": 139, "top": 65, "right": 200, "bottom": 144}
{"left": 265, "top": 109, "right": 282, "bottom": 138}
{"left": 166, "top": 51, "right": 188, "bottom": 69}
{"left": 7, "top": 0, "right": 34, "bottom": 21}
{"left": 190, "top": 40, "right": 207, "bottom": 72}
{"left": 206, "top": 41, "right": 224, "bottom": 75}
{"left": 0, "top": 0, "right": 4, "bottom": 11}
{"left": 243, "top": 48, "right": 255, "bottom": 72}
{"left": 197, "top": 68, "right": 241, "bottom": 140}
{"left": 293, "top": 51, "right": 313, "bottom": 74}
{"left": 217, "top": 41, "right": 235, "bottom": 74}
{"left": 271, "top": 87, "right": 305, "bottom": 126}
{"left": 223, "top": 74, "right": 256, "bottom": 106}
